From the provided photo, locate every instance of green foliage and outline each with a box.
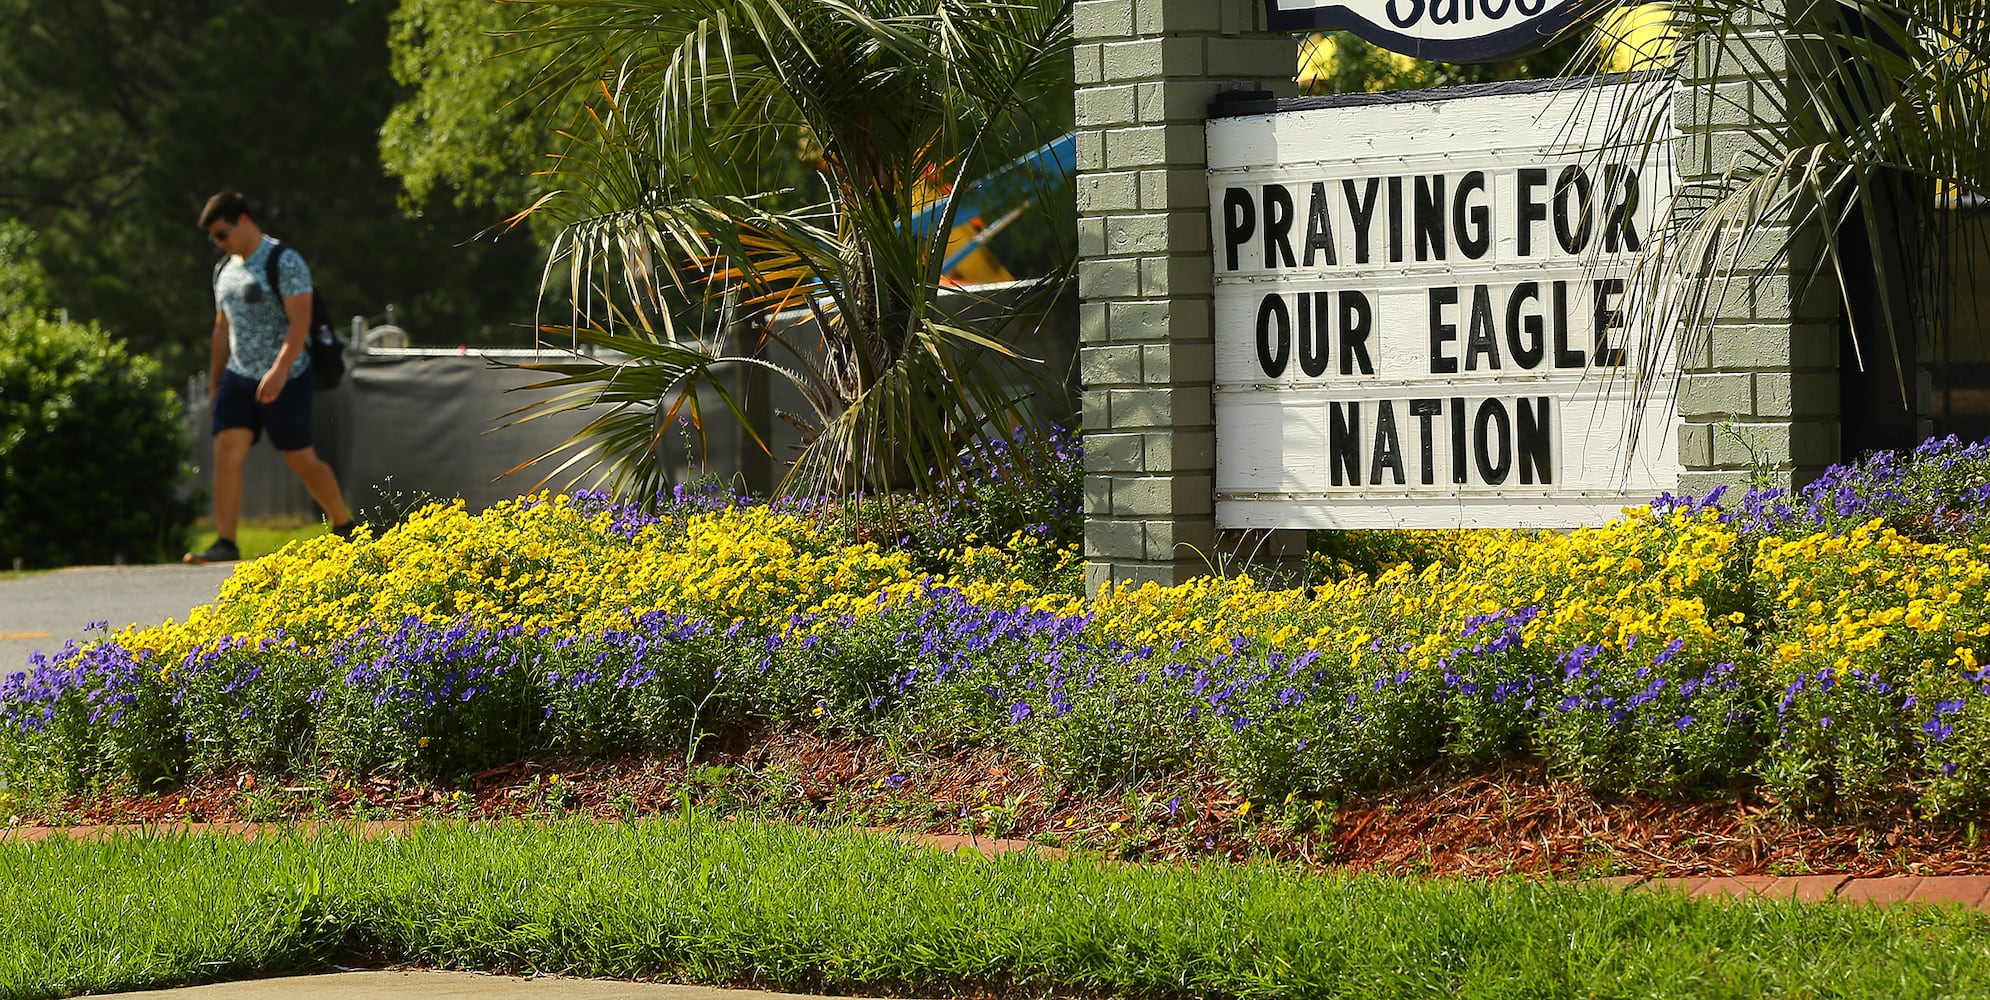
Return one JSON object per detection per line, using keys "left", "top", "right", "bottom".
{"left": 1307, "top": 528, "right": 1462, "bottom": 581}
{"left": 381, "top": 0, "right": 578, "bottom": 224}
{"left": 0, "top": 0, "right": 545, "bottom": 374}
{"left": 1298, "top": 29, "right": 1587, "bottom": 95}
{"left": 0, "top": 313, "right": 196, "bottom": 567}
{"left": 509, "top": 0, "right": 1077, "bottom": 506}
{"left": 6, "top": 820, "right": 1990, "bottom": 999}
{"left": 845, "top": 424, "right": 1084, "bottom": 588}
{"left": 0, "top": 221, "right": 48, "bottom": 317}
{"left": 1609, "top": 0, "right": 1989, "bottom": 416}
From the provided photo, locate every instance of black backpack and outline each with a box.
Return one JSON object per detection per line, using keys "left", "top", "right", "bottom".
{"left": 213, "top": 243, "right": 346, "bottom": 390}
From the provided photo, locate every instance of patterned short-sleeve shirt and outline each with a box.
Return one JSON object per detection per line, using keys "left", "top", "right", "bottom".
{"left": 214, "top": 236, "right": 312, "bottom": 380}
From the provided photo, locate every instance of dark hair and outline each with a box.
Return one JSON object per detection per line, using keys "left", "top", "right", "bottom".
{"left": 198, "top": 192, "right": 254, "bottom": 230}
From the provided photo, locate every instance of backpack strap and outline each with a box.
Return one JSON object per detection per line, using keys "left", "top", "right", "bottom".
{"left": 261, "top": 244, "right": 292, "bottom": 299}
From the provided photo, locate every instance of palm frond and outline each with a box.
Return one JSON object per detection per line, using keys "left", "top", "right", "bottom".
{"left": 1584, "top": 0, "right": 1987, "bottom": 445}
{"left": 504, "top": 0, "right": 1077, "bottom": 505}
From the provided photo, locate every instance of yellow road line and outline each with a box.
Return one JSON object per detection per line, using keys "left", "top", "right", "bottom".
{"left": 0, "top": 631, "right": 52, "bottom": 639}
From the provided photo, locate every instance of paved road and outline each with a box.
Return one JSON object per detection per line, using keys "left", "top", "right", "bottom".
{"left": 112, "top": 971, "right": 851, "bottom": 999}
{"left": 0, "top": 563, "right": 234, "bottom": 668}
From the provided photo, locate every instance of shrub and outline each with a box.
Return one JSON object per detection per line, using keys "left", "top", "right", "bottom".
{"left": 0, "top": 313, "right": 196, "bottom": 567}
{"left": 841, "top": 424, "right": 1085, "bottom": 593}
{"left": 15, "top": 435, "right": 1990, "bottom": 821}
{"left": 0, "top": 220, "right": 49, "bottom": 318}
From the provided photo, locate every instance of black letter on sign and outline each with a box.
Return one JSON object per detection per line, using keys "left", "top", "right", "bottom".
{"left": 1263, "top": 184, "right": 1297, "bottom": 268}
{"left": 1517, "top": 397, "right": 1553, "bottom": 484}
{"left": 1330, "top": 401, "right": 1362, "bottom": 487}
{"left": 1303, "top": 182, "right": 1337, "bottom": 266}
{"left": 1464, "top": 284, "right": 1501, "bottom": 371}
{"left": 1474, "top": 398, "right": 1513, "bottom": 486}
{"left": 1428, "top": 286, "right": 1459, "bottom": 374}
{"left": 1410, "top": 399, "right": 1442, "bottom": 485}
{"left": 1386, "top": 0, "right": 1425, "bottom": 27}
{"left": 1517, "top": 168, "right": 1549, "bottom": 257}
{"left": 1593, "top": 278, "right": 1627, "bottom": 366}
{"left": 1298, "top": 292, "right": 1329, "bottom": 378}
{"left": 1553, "top": 165, "right": 1593, "bottom": 255}
{"left": 1603, "top": 165, "right": 1642, "bottom": 252}
{"left": 1256, "top": 293, "right": 1291, "bottom": 377}
{"left": 1505, "top": 281, "right": 1545, "bottom": 369}
{"left": 1387, "top": 175, "right": 1406, "bottom": 263}
{"left": 1340, "top": 291, "right": 1375, "bottom": 375}
{"left": 1414, "top": 175, "right": 1446, "bottom": 261}
{"left": 1450, "top": 397, "right": 1468, "bottom": 484}
{"left": 1370, "top": 400, "right": 1406, "bottom": 486}
{"left": 1223, "top": 187, "right": 1255, "bottom": 271}
{"left": 1552, "top": 281, "right": 1585, "bottom": 368}
{"left": 1454, "top": 171, "right": 1490, "bottom": 260}
{"left": 1344, "top": 178, "right": 1381, "bottom": 264}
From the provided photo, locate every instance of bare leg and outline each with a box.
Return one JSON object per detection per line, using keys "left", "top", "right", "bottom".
{"left": 280, "top": 446, "right": 352, "bottom": 526}
{"left": 212, "top": 428, "right": 254, "bottom": 541}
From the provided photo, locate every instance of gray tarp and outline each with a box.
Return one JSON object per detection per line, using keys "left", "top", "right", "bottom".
{"left": 185, "top": 353, "right": 598, "bottom": 521}
{"left": 185, "top": 283, "right": 1077, "bottom": 522}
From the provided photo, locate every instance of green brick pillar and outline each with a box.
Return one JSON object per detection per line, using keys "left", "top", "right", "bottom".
{"left": 1670, "top": 3, "right": 1842, "bottom": 496}
{"left": 1074, "top": 0, "right": 1295, "bottom": 592}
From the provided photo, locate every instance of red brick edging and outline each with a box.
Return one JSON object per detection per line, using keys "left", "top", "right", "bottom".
{"left": 1593, "top": 872, "right": 1990, "bottom": 910}
{"left": 7, "top": 821, "right": 1989, "bottom": 912}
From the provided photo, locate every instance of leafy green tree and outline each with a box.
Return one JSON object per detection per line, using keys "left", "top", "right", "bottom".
{"left": 508, "top": 0, "right": 1077, "bottom": 503}
{"left": 382, "top": 0, "right": 579, "bottom": 219}
{"left": 0, "top": 0, "right": 544, "bottom": 376}
{"left": 0, "top": 222, "right": 49, "bottom": 318}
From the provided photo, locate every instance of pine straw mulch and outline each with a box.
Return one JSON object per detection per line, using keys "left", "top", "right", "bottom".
{"left": 20, "top": 726, "right": 1990, "bottom": 879}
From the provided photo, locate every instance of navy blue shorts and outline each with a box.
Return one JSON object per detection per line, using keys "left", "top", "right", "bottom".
{"left": 212, "top": 367, "right": 314, "bottom": 452}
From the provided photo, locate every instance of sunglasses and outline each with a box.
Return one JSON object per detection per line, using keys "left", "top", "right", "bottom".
{"left": 207, "top": 225, "right": 232, "bottom": 245}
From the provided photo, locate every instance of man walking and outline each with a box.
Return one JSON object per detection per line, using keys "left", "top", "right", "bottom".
{"left": 185, "top": 192, "right": 355, "bottom": 564}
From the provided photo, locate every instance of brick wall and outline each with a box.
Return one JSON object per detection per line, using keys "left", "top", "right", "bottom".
{"left": 1074, "top": 0, "right": 1294, "bottom": 591}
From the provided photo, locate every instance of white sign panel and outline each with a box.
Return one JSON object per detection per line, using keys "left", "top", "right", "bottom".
{"left": 1208, "top": 81, "right": 1681, "bottom": 530}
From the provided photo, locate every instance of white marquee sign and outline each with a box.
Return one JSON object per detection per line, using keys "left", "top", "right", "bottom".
{"left": 1208, "top": 80, "right": 1681, "bottom": 530}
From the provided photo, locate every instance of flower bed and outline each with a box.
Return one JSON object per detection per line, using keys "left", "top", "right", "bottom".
{"left": 7, "top": 436, "right": 1990, "bottom": 822}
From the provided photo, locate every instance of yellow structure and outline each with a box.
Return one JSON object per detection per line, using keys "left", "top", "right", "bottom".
{"left": 1297, "top": 4, "right": 1678, "bottom": 91}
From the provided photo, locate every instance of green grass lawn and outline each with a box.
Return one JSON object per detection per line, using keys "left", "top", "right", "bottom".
{"left": 3, "top": 816, "right": 1987, "bottom": 1000}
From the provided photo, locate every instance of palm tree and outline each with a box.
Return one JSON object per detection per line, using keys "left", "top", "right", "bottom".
{"left": 499, "top": 0, "right": 1077, "bottom": 505}
{"left": 1609, "top": 0, "right": 1986, "bottom": 443}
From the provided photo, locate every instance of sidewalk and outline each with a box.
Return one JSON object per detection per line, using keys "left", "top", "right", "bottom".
{"left": 0, "top": 562, "right": 232, "bottom": 667}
